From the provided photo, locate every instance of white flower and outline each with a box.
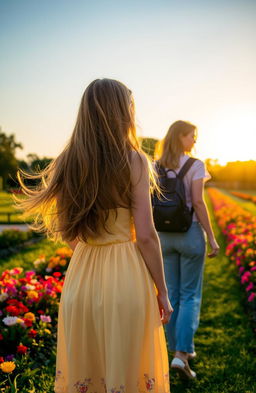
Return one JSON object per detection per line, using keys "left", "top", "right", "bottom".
{"left": 0, "top": 293, "right": 8, "bottom": 302}
{"left": 3, "top": 316, "right": 18, "bottom": 326}
{"left": 33, "top": 257, "right": 46, "bottom": 268}
{"left": 25, "top": 284, "right": 35, "bottom": 290}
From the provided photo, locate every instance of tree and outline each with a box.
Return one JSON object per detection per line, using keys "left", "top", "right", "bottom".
{"left": 0, "top": 128, "right": 23, "bottom": 189}
{"left": 140, "top": 137, "right": 159, "bottom": 159}
{"left": 26, "top": 153, "right": 52, "bottom": 172}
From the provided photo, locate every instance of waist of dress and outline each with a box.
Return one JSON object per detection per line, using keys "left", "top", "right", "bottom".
{"left": 84, "top": 238, "right": 134, "bottom": 247}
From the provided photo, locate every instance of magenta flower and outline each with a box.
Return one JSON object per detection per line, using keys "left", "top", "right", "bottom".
{"left": 239, "top": 266, "right": 245, "bottom": 274}
{"left": 248, "top": 292, "right": 256, "bottom": 302}
{"left": 241, "top": 272, "right": 251, "bottom": 284}
{"left": 246, "top": 282, "right": 254, "bottom": 292}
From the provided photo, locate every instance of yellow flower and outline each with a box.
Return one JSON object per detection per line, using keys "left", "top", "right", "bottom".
{"left": 16, "top": 318, "right": 24, "bottom": 324}
{"left": 0, "top": 361, "right": 16, "bottom": 373}
{"left": 27, "top": 291, "right": 39, "bottom": 300}
{"left": 59, "top": 259, "right": 67, "bottom": 266}
{"left": 24, "top": 312, "right": 36, "bottom": 321}
{"left": 56, "top": 247, "right": 73, "bottom": 258}
{"left": 44, "top": 329, "right": 51, "bottom": 335}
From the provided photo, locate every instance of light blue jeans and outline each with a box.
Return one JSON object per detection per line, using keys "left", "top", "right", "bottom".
{"left": 158, "top": 222, "right": 206, "bottom": 353}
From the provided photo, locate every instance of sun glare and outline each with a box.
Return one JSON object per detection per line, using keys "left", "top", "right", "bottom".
{"left": 196, "top": 104, "right": 256, "bottom": 165}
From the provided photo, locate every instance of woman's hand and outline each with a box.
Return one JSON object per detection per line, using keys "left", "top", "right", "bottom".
{"left": 208, "top": 237, "right": 220, "bottom": 258}
{"left": 157, "top": 292, "right": 173, "bottom": 324}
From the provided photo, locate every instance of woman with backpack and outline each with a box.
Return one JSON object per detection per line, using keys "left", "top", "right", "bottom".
{"left": 154, "top": 120, "right": 220, "bottom": 379}
{"left": 16, "top": 78, "right": 172, "bottom": 393}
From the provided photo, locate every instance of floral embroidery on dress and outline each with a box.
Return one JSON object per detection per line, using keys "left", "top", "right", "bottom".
{"left": 100, "top": 378, "right": 107, "bottom": 393}
{"left": 55, "top": 374, "right": 169, "bottom": 393}
{"left": 54, "top": 370, "right": 66, "bottom": 393}
{"left": 74, "top": 378, "right": 92, "bottom": 393}
{"left": 110, "top": 385, "right": 125, "bottom": 393}
{"left": 144, "top": 374, "right": 155, "bottom": 391}
{"left": 164, "top": 373, "right": 170, "bottom": 393}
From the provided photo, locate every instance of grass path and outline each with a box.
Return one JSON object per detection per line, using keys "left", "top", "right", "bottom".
{"left": 170, "top": 192, "right": 256, "bottom": 393}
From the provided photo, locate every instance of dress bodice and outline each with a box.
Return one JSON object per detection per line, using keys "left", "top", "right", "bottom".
{"left": 86, "top": 208, "right": 135, "bottom": 246}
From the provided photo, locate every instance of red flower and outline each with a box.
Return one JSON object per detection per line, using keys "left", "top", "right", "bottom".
{"left": 6, "top": 299, "right": 19, "bottom": 305}
{"left": 0, "top": 357, "right": 4, "bottom": 363}
{"left": 17, "top": 302, "right": 29, "bottom": 314}
{"left": 23, "top": 318, "right": 33, "bottom": 327}
{"left": 53, "top": 272, "right": 62, "bottom": 278}
{"left": 5, "top": 300, "right": 29, "bottom": 315}
{"left": 28, "top": 329, "right": 37, "bottom": 338}
{"left": 37, "top": 310, "right": 45, "bottom": 315}
{"left": 17, "top": 344, "right": 28, "bottom": 354}
{"left": 5, "top": 305, "right": 20, "bottom": 316}
{"left": 0, "top": 334, "right": 3, "bottom": 340}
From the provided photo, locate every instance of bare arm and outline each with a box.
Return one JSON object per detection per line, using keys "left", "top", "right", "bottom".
{"left": 191, "top": 179, "right": 219, "bottom": 257}
{"left": 130, "top": 152, "right": 173, "bottom": 323}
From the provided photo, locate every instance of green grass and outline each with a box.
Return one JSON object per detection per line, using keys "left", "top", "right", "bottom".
{"left": 170, "top": 192, "right": 256, "bottom": 393}
{"left": 0, "top": 191, "right": 25, "bottom": 223}
{"left": 220, "top": 189, "right": 256, "bottom": 216}
{"left": 0, "top": 237, "right": 65, "bottom": 274}
{"left": 0, "top": 191, "right": 35, "bottom": 224}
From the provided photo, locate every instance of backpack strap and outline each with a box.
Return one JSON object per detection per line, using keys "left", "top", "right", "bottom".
{"left": 178, "top": 158, "right": 197, "bottom": 179}
{"left": 154, "top": 160, "right": 167, "bottom": 178}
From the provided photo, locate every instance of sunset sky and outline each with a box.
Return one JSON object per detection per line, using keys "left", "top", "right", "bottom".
{"left": 1, "top": 0, "right": 256, "bottom": 164}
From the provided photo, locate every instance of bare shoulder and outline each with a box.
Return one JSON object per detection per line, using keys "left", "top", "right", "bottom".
{"left": 130, "top": 150, "right": 148, "bottom": 167}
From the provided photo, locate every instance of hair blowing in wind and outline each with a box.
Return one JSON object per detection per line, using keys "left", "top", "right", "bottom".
{"left": 15, "top": 78, "right": 144, "bottom": 242}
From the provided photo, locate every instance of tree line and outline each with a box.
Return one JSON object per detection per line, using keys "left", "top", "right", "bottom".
{"left": 0, "top": 128, "right": 255, "bottom": 191}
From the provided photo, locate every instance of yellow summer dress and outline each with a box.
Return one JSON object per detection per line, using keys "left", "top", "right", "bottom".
{"left": 54, "top": 208, "right": 170, "bottom": 393}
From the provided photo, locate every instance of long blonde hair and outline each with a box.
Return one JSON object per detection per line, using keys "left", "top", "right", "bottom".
{"left": 157, "top": 120, "right": 197, "bottom": 169}
{"left": 16, "top": 78, "right": 154, "bottom": 242}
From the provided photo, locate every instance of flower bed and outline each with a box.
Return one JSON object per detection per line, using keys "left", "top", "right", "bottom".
{"left": 0, "top": 229, "right": 43, "bottom": 261}
{"left": 231, "top": 191, "right": 256, "bottom": 204}
{"left": 207, "top": 188, "right": 256, "bottom": 307}
{"left": 0, "top": 247, "right": 72, "bottom": 391}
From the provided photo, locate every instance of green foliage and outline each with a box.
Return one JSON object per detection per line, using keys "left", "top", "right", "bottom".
{"left": 0, "top": 130, "right": 23, "bottom": 190}
{"left": 0, "top": 229, "right": 37, "bottom": 250}
{"left": 140, "top": 137, "right": 159, "bottom": 158}
{"left": 0, "top": 238, "right": 64, "bottom": 274}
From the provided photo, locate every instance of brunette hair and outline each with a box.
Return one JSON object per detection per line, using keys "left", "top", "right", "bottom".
{"left": 157, "top": 120, "right": 197, "bottom": 169}
{"left": 16, "top": 78, "right": 152, "bottom": 242}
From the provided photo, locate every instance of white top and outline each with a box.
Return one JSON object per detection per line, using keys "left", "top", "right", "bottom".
{"left": 162, "top": 154, "right": 211, "bottom": 222}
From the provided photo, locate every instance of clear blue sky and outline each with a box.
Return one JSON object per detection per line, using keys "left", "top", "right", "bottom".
{"left": 1, "top": 0, "right": 256, "bottom": 164}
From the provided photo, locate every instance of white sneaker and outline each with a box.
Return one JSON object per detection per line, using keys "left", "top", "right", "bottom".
{"left": 171, "top": 357, "right": 197, "bottom": 379}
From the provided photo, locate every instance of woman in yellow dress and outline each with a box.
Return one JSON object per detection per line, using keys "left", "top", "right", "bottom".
{"left": 17, "top": 78, "right": 172, "bottom": 393}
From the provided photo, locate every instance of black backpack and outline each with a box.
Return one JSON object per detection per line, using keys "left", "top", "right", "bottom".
{"left": 152, "top": 158, "right": 197, "bottom": 232}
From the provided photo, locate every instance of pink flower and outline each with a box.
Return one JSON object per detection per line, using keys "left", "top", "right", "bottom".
{"left": 246, "top": 282, "right": 254, "bottom": 292}
{"left": 239, "top": 266, "right": 245, "bottom": 274}
{"left": 40, "top": 315, "right": 51, "bottom": 323}
{"left": 241, "top": 271, "right": 251, "bottom": 284}
{"left": 248, "top": 292, "right": 256, "bottom": 302}
{"left": 251, "top": 266, "right": 256, "bottom": 272}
